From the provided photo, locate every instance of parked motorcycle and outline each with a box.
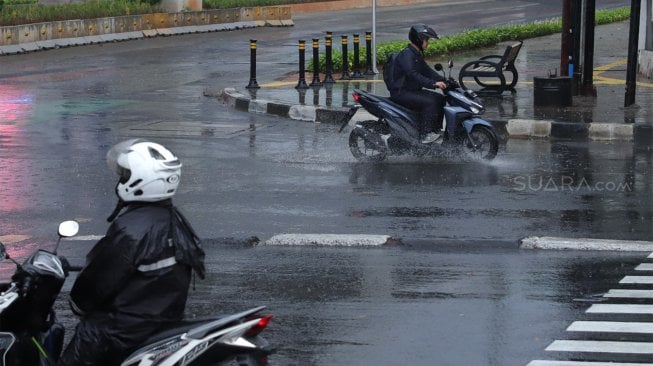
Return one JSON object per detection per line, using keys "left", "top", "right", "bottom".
{"left": 0, "top": 221, "right": 273, "bottom": 366}
{"left": 340, "top": 61, "right": 499, "bottom": 162}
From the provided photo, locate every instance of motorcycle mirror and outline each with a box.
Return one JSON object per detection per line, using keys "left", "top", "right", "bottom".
{"left": 58, "top": 221, "right": 79, "bottom": 238}
{"left": 434, "top": 63, "right": 443, "bottom": 71}
{"left": 448, "top": 60, "right": 454, "bottom": 68}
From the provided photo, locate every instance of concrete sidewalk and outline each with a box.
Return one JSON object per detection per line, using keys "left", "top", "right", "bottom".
{"left": 211, "top": 20, "right": 653, "bottom": 143}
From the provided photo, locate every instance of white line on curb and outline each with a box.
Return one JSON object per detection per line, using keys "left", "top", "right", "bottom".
{"left": 519, "top": 236, "right": 653, "bottom": 251}
{"left": 263, "top": 234, "right": 398, "bottom": 247}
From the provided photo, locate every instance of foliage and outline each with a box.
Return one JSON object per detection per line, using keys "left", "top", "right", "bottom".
{"left": 203, "top": 0, "right": 324, "bottom": 9}
{"left": 0, "top": 0, "right": 162, "bottom": 26}
{"left": 309, "top": 6, "right": 631, "bottom": 72}
{"left": 3, "top": 0, "right": 37, "bottom": 4}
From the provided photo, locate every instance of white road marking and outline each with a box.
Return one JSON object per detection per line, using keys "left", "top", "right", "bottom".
{"left": 519, "top": 237, "right": 653, "bottom": 251}
{"left": 263, "top": 234, "right": 397, "bottom": 246}
{"left": 567, "top": 321, "right": 653, "bottom": 334}
{"left": 587, "top": 304, "right": 653, "bottom": 314}
{"left": 635, "top": 263, "right": 653, "bottom": 271}
{"left": 545, "top": 340, "right": 653, "bottom": 354}
{"left": 528, "top": 361, "right": 653, "bottom": 366}
{"left": 603, "top": 289, "right": 653, "bottom": 298}
{"left": 620, "top": 276, "right": 653, "bottom": 284}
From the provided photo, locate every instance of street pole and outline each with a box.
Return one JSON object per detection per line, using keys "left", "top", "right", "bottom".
{"left": 371, "top": 0, "right": 378, "bottom": 74}
{"left": 647, "top": 0, "right": 652, "bottom": 50}
{"left": 561, "top": 0, "right": 572, "bottom": 76}
{"left": 625, "top": 0, "right": 641, "bottom": 107}
{"left": 582, "top": 0, "right": 596, "bottom": 95}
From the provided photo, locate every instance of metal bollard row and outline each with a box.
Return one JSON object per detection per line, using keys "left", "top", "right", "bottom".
{"left": 246, "top": 31, "right": 377, "bottom": 90}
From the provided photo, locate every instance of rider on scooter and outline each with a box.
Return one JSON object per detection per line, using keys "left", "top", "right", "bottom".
{"left": 58, "top": 139, "right": 206, "bottom": 366}
{"left": 388, "top": 23, "right": 447, "bottom": 144}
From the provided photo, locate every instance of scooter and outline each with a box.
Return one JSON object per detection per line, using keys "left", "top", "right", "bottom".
{"left": 0, "top": 221, "right": 273, "bottom": 366}
{"left": 340, "top": 61, "right": 499, "bottom": 162}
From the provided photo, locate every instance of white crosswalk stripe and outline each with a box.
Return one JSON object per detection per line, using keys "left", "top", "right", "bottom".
{"left": 603, "top": 289, "right": 653, "bottom": 298}
{"left": 528, "top": 361, "right": 653, "bottom": 366}
{"left": 636, "top": 263, "right": 653, "bottom": 271}
{"left": 587, "top": 304, "right": 653, "bottom": 314}
{"left": 567, "top": 321, "right": 653, "bottom": 334}
{"left": 527, "top": 251, "right": 653, "bottom": 365}
{"left": 546, "top": 340, "right": 653, "bottom": 354}
{"left": 620, "top": 276, "right": 653, "bottom": 284}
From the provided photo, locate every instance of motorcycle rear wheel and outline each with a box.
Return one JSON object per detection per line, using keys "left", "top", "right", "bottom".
{"left": 461, "top": 125, "right": 498, "bottom": 160}
{"left": 349, "top": 127, "right": 387, "bottom": 162}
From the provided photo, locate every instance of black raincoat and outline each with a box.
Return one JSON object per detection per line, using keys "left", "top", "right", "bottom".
{"left": 389, "top": 44, "right": 447, "bottom": 135}
{"left": 58, "top": 199, "right": 205, "bottom": 366}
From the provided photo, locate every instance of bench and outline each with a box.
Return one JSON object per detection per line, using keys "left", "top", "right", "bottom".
{"left": 458, "top": 41, "right": 523, "bottom": 95}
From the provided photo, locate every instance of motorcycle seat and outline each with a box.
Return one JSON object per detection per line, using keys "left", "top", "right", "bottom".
{"left": 353, "top": 89, "right": 419, "bottom": 119}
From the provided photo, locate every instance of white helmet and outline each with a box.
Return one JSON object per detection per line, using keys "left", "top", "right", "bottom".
{"left": 106, "top": 139, "right": 182, "bottom": 202}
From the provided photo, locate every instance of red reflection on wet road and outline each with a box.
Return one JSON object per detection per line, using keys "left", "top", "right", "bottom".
{"left": 0, "top": 85, "right": 33, "bottom": 213}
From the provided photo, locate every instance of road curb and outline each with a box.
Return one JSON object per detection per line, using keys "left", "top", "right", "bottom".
{"left": 519, "top": 236, "right": 653, "bottom": 251}
{"left": 214, "top": 88, "right": 649, "bottom": 142}
{"left": 0, "top": 21, "right": 292, "bottom": 55}
{"left": 263, "top": 234, "right": 400, "bottom": 247}
{"left": 215, "top": 87, "right": 353, "bottom": 124}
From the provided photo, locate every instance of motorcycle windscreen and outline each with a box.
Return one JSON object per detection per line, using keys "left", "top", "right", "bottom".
{"left": 0, "top": 332, "right": 15, "bottom": 366}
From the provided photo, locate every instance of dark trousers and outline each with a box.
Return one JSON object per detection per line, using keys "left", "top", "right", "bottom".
{"left": 391, "top": 89, "right": 445, "bottom": 135}
{"left": 57, "top": 313, "right": 159, "bottom": 366}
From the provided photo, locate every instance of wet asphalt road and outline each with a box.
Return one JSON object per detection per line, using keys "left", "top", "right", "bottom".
{"left": 1, "top": 0, "right": 651, "bottom": 364}
{"left": 49, "top": 240, "right": 648, "bottom": 366}
{"left": 1, "top": 105, "right": 650, "bottom": 243}
{"left": 0, "top": 0, "right": 646, "bottom": 245}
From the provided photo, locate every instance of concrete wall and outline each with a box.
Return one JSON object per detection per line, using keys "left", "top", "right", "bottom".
{"left": 290, "top": 0, "right": 447, "bottom": 13}
{"left": 0, "top": 6, "right": 291, "bottom": 46}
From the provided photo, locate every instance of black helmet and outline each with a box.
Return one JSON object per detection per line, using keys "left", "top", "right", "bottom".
{"left": 409, "top": 23, "right": 439, "bottom": 51}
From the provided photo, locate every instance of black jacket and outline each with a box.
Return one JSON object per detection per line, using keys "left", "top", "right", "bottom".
{"left": 389, "top": 44, "right": 445, "bottom": 96}
{"left": 70, "top": 200, "right": 205, "bottom": 321}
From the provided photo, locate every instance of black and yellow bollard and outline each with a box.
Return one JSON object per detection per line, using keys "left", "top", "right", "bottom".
{"left": 352, "top": 34, "right": 363, "bottom": 79}
{"left": 295, "top": 40, "right": 309, "bottom": 89}
{"left": 246, "top": 39, "right": 260, "bottom": 89}
{"left": 324, "top": 32, "right": 335, "bottom": 84}
{"left": 340, "top": 35, "right": 350, "bottom": 80}
{"left": 310, "top": 38, "right": 322, "bottom": 87}
{"left": 364, "top": 31, "right": 375, "bottom": 75}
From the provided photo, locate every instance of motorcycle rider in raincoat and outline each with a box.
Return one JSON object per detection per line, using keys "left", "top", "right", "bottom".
{"left": 389, "top": 23, "right": 447, "bottom": 144}
{"left": 58, "top": 139, "right": 206, "bottom": 366}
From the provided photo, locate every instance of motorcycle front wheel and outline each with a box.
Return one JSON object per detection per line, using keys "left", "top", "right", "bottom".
{"left": 461, "top": 125, "right": 498, "bottom": 160}
{"left": 348, "top": 127, "right": 387, "bottom": 162}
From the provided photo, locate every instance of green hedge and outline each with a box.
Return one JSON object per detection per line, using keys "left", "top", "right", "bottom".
{"left": 203, "top": 0, "right": 325, "bottom": 9}
{"left": 0, "top": 0, "right": 161, "bottom": 26}
{"left": 312, "top": 6, "right": 630, "bottom": 72}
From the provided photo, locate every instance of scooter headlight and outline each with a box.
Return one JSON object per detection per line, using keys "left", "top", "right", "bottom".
{"left": 470, "top": 106, "right": 481, "bottom": 114}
